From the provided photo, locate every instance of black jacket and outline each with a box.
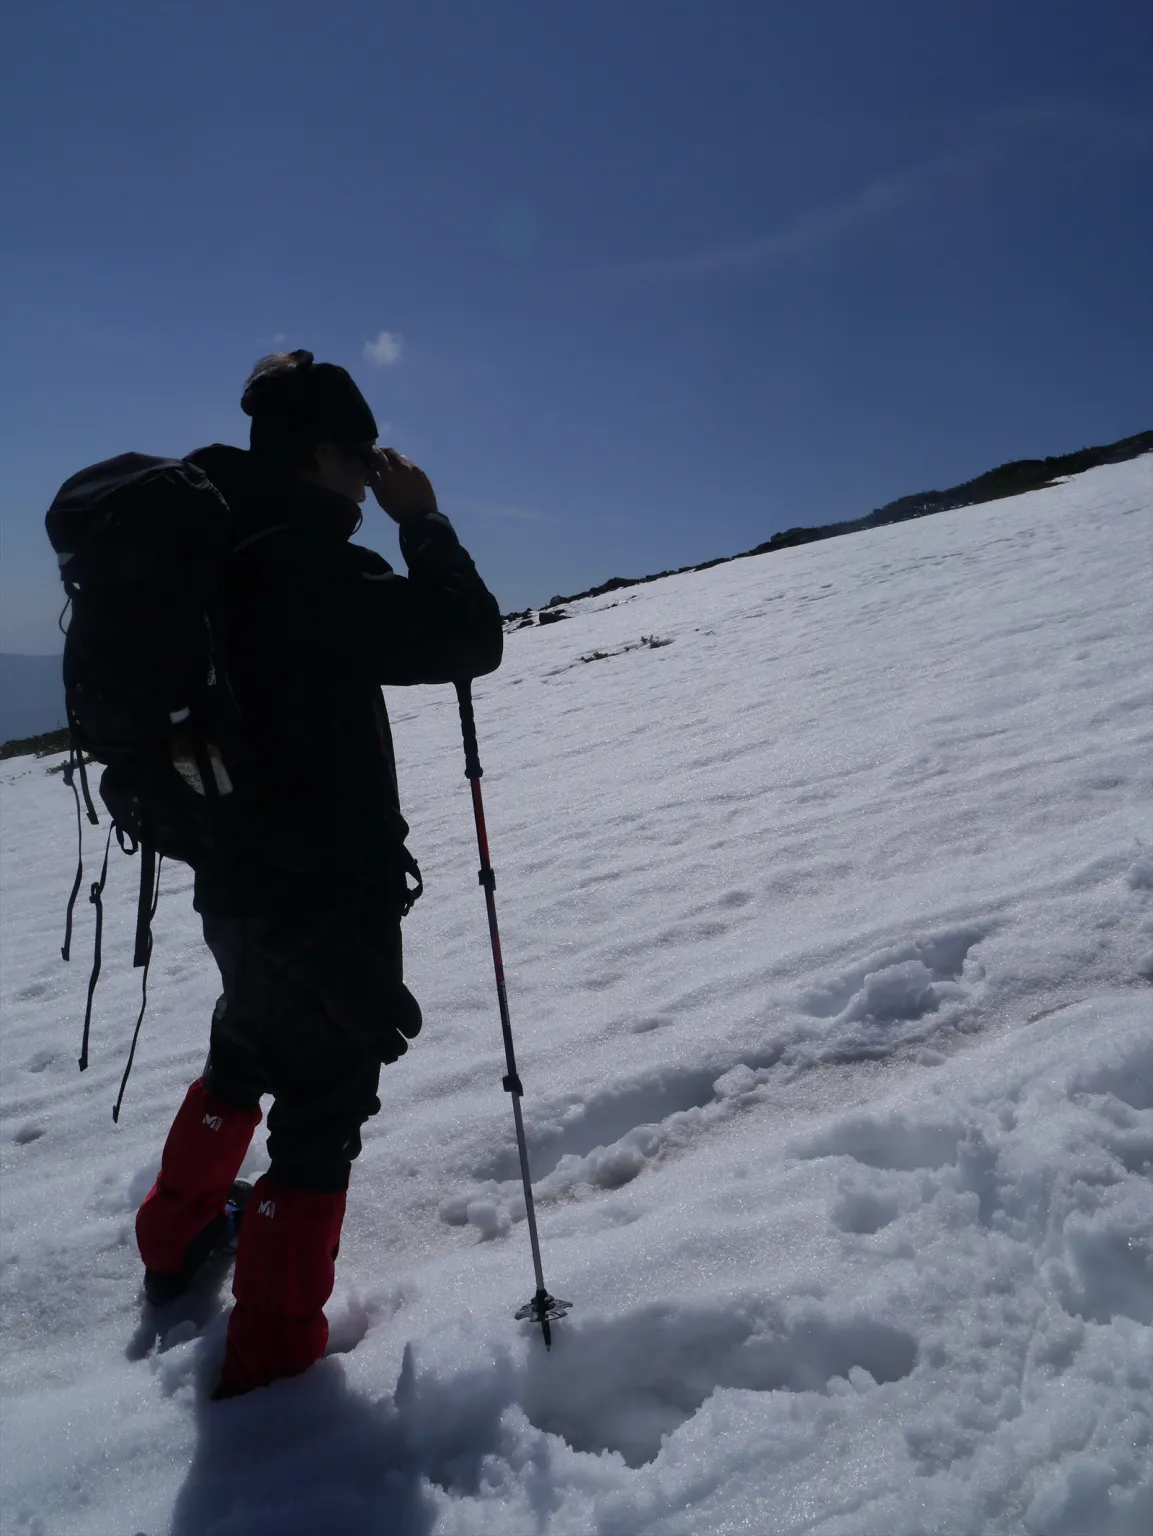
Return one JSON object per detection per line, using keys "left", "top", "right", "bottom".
{"left": 186, "top": 445, "right": 503, "bottom": 915}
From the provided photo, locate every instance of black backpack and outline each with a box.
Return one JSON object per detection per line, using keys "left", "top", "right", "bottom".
{"left": 46, "top": 453, "right": 238, "bottom": 1111}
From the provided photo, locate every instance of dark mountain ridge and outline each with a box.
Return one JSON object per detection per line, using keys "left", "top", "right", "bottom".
{"left": 514, "top": 428, "right": 1151, "bottom": 620}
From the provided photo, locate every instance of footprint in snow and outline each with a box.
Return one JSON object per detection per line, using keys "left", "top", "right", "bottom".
{"left": 517, "top": 1301, "right": 918, "bottom": 1467}
{"left": 390, "top": 1300, "right": 918, "bottom": 1484}
{"left": 797, "top": 1112, "right": 965, "bottom": 1172}
{"left": 831, "top": 1185, "right": 901, "bottom": 1235}
{"left": 12, "top": 980, "right": 52, "bottom": 1002}
{"left": 798, "top": 925, "right": 987, "bottom": 1027}
{"left": 628, "top": 1015, "right": 672, "bottom": 1034}
{"left": 444, "top": 1059, "right": 779, "bottom": 1236}
{"left": 472, "top": 1066, "right": 725, "bottom": 1186}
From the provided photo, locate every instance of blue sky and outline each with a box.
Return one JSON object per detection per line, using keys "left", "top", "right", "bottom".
{"left": 2, "top": 0, "right": 1150, "bottom": 649}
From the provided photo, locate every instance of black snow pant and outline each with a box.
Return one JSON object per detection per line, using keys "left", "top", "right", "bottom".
{"left": 200, "top": 902, "right": 423, "bottom": 1192}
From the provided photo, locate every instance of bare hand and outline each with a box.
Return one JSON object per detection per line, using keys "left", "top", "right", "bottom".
{"left": 367, "top": 447, "right": 439, "bottom": 523}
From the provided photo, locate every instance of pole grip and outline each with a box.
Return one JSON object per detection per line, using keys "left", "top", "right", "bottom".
{"left": 455, "top": 679, "right": 483, "bottom": 781}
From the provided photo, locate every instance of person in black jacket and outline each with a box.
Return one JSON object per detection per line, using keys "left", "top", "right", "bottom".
{"left": 134, "top": 351, "right": 503, "bottom": 1397}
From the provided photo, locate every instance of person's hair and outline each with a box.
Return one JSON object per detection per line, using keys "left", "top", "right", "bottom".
{"left": 240, "top": 349, "right": 378, "bottom": 473}
{"left": 242, "top": 350, "right": 309, "bottom": 404}
{"left": 241, "top": 351, "right": 320, "bottom": 470}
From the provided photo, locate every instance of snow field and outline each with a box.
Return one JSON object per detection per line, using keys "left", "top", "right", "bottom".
{"left": 1, "top": 455, "right": 1151, "bottom": 1534}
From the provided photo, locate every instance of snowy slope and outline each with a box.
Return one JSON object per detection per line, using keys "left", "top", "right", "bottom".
{"left": 1, "top": 456, "right": 1151, "bottom": 1536}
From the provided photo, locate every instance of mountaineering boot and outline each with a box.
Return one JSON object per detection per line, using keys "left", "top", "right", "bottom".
{"left": 136, "top": 1078, "right": 262, "bottom": 1289}
{"left": 213, "top": 1176, "right": 347, "bottom": 1398}
{"left": 142, "top": 1179, "right": 253, "bottom": 1306}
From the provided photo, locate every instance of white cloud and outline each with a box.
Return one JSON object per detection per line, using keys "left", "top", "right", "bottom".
{"left": 617, "top": 101, "right": 1153, "bottom": 282}
{"left": 271, "top": 332, "right": 287, "bottom": 345}
{"left": 363, "top": 331, "right": 404, "bottom": 366}
{"left": 452, "top": 496, "right": 558, "bottom": 525}
{"left": 623, "top": 170, "right": 923, "bottom": 279}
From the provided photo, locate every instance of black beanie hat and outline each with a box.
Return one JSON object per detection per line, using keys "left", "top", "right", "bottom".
{"left": 241, "top": 350, "right": 378, "bottom": 454}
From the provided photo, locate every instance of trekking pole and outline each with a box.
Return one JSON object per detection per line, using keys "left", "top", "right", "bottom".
{"left": 455, "top": 679, "right": 571, "bottom": 1348}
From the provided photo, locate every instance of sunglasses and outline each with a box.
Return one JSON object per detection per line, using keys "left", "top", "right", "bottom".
{"left": 341, "top": 443, "right": 378, "bottom": 472}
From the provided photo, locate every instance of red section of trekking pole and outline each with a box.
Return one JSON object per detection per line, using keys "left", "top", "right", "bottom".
{"left": 455, "top": 680, "right": 570, "bottom": 1347}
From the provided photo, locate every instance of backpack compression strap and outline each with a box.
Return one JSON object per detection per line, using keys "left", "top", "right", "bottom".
{"left": 133, "top": 841, "right": 156, "bottom": 968}
{"left": 77, "top": 826, "right": 113, "bottom": 1071}
{"left": 113, "top": 845, "right": 163, "bottom": 1123}
{"left": 61, "top": 734, "right": 99, "bottom": 963}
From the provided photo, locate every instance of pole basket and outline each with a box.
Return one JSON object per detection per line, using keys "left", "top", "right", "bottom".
{"left": 516, "top": 1288, "right": 574, "bottom": 1350}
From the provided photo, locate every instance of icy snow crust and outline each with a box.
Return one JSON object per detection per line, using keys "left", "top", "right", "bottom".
{"left": 2, "top": 457, "right": 1151, "bottom": 1535}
